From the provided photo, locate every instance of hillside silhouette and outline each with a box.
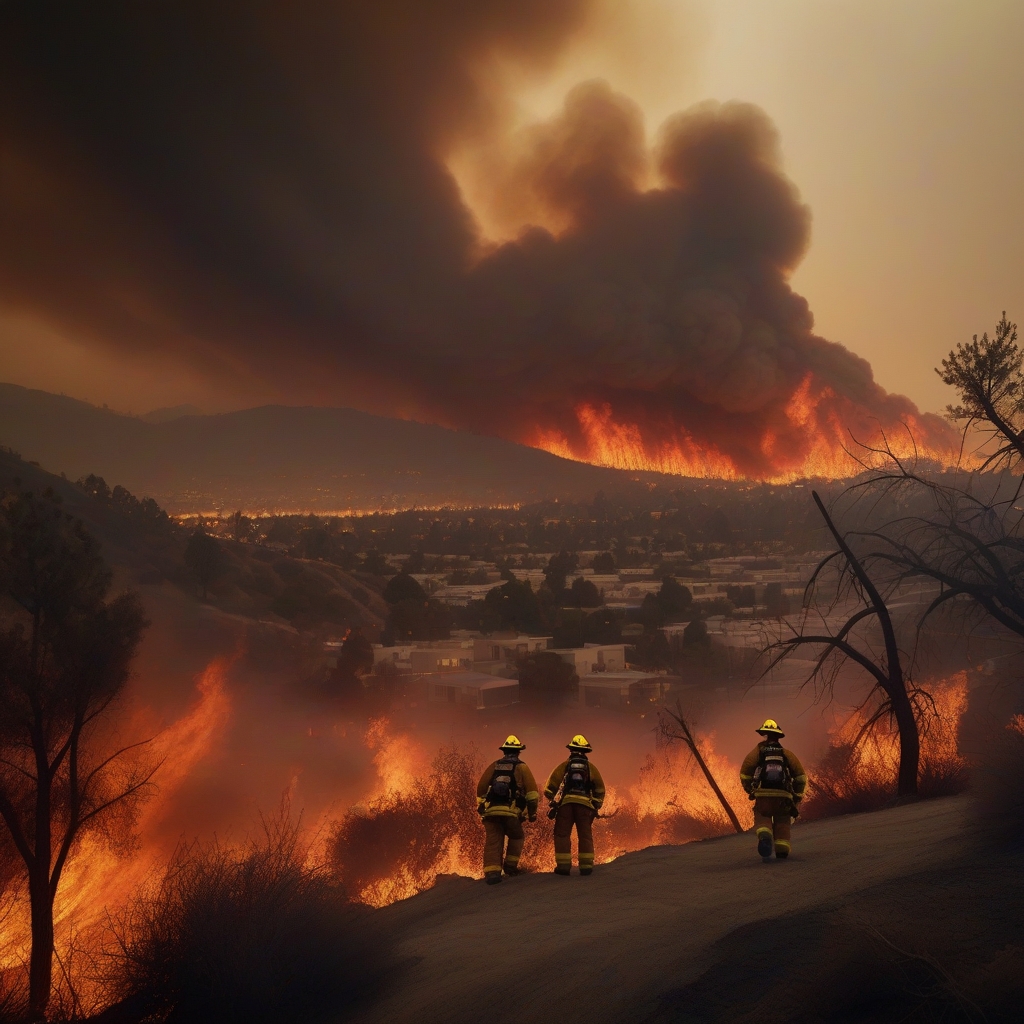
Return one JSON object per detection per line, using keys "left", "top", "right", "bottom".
{"left": 0, "top": 384, "right": 676, "bottom": 512}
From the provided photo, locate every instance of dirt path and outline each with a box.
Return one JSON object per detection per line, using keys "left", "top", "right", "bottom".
{"left": 353, "top": 796, "right": 973, "bottom": 1024}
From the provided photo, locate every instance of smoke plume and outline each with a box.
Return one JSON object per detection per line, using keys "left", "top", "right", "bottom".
{"left": 0, "top": 2, "right": 955, "bottom": 479}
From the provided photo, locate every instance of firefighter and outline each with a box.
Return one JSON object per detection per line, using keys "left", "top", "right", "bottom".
{"left": 739, "top": 719, "right": 808, "bottom": 861}
{"left": 544, "top": 734, "right": 605, "bottom": 876}
{"left": 476, "top": 735, "right": 539, "bottom": 884}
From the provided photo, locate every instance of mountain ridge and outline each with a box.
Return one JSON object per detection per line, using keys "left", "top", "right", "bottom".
{"left": 0, "top": 382, "right": 676, "bottom": 513}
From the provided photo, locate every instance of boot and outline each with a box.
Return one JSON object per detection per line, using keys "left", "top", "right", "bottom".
{"left": 485, "top": 873, "right": 502, "bottom": 885}
{"left": 553, "top": 866, "right": 571, "bottom": 876}
{"left": 757, "top": 831, "right": 774, "bottom": 860}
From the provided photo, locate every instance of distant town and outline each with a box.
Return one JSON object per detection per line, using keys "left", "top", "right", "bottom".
{"left": 170, "top": 493, "right": 841, "bottom": 714}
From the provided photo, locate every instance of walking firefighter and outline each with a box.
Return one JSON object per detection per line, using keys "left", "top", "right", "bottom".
{"left": 739, "top": 719, "right": 808, "bottom": 861}
{"left": 544, "top": 734, "right": 606, "bottom": 876}
{"left": 476, "top": 735, "right": 539, "bottom": 884}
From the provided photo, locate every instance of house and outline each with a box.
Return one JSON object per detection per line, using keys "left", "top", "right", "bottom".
{"left": 577, "top": 671, "right": 678, "bottom": 710}
{"left": 426, "top": 671, "right": 520, "bottom": 709}
{"left": 550, "top": 644, "right": 627, "bottom": 676}
{"left": 472, "top": 634, "right": 552, "bottom": 664}
{"left": 409, "top": 641, "right": 475, "bottom": 673}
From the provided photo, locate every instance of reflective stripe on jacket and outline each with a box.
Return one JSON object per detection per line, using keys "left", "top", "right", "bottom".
{"left": 739, "top": 743, "right": 808, "bottom": 802}
{"left": 476, "top": 760, "right": 539, "bottom": 818}
{"left": 544, "top": 759, "right": 605, "bottom": 811}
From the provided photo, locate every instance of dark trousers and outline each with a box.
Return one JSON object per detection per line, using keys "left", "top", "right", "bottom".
{"left": 483, "top": 816, "right": 524, "bottom": 876}
{"left": 553, "top": 803, "right": 595, "bottom": 872}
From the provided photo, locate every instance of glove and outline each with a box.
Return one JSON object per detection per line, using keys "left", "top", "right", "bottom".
{"left": 477, "top": 804, "right": 486, "bottom": 817}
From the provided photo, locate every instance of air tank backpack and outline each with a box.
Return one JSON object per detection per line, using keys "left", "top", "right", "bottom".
{"left": 754, "top": 741, "right": 791, "bottom": 792}
{"left": 486, "top": 759, "right": 520, "bottom": 806}
{"left": 564, "top": 755, "right": 591, "bottom": 798}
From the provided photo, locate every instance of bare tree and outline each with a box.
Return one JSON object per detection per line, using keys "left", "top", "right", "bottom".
{"left": 658, "top": 702, "right": 743, "bottom": 833}
{"left": 183, "top": 530, "right": 224, "bottom": 601}
{"left": 762, "top": 491, "right": 924, "bottom": 798}
{"left": 0, "top": 490, "right": 151, "bottom": 1019}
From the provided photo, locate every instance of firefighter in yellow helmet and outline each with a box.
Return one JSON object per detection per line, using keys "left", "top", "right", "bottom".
{"left": 739, "top": 719, "right": 808, "bottom": 861}
{"left": 544, "top": 735, "right": 605, "bottom": 876}
{"left": 476, "top": 735, "right": 539, "bottom": 884}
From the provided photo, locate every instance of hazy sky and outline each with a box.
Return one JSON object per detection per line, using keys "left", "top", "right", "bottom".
{"left": 2, "top": 0, "right": 1022, "bottom": 428}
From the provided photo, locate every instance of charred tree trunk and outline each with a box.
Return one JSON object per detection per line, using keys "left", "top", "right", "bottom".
{"left": 813, "top": 492, "right": 919, "bottom": 798}
{"left": 28, "top": 866, "right": 54, "bottom": 1019}
{"left": 662, "top": 705, "right": 744, "bottom": 833}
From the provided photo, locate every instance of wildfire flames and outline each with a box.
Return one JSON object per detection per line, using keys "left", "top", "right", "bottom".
{"left": 532, "top": 374, "right": 957, "bottom": 483}
{"left": 332, "top": 718, "right": 753, "bottom": 907}
{"left": 803, "top": 673, "right": 971, "bottom": 817}
{"left": 0, "top": 663, "right": 981, "bottom": 1013}
{"left": 0, "top": 659, "right": 232, "bottom": 1007}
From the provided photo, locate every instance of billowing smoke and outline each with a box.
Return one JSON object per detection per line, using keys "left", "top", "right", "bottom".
{"left": 0, "top": 2, "right": 955, "bottom": 479}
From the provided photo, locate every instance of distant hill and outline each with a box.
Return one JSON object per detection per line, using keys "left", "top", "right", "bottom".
{"left": 0, "top": 383, "right": 672, "bottom": 513}
{"left": 140, "top": 403, "right": 204, "bottom": 423}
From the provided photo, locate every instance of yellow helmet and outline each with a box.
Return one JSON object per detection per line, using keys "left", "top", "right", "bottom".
{"left": 567, "top": 733, "right": 592, "bottom": 752}
{"left": 757, "top": 719, "right": 785, "bottom": 738}
{"left": 500, "top": 734, "right": 525, "bottom": 752}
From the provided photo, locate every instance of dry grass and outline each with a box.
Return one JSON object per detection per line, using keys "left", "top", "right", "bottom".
{"left": 100, "top": 816, "right": 392, "bottom": 1024}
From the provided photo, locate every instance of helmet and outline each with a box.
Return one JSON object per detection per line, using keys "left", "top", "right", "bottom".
{"left": 757, "top": 719, "right": 785, "bottom": 738}
{"left": 500, "top": 734, "right": 525, "bottom": 752}
{"left": 567, "top": 733, "right": 592, "bottom": 753}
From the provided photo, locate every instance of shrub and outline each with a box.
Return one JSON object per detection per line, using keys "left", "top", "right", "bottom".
{"left": 105, "top": 818, "right": 391, "bottom": 1024}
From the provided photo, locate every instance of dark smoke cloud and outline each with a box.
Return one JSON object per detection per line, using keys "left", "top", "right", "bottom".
{"left": 0, "top": 1, "right": 954, "bottom": 477}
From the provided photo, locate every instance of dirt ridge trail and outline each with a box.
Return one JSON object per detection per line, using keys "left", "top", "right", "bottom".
{"left": 353, "top": 796, "right": 972, "bottom": 1024}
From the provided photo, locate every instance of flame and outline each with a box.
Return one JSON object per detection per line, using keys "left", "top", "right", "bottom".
{"left": 531, "top": 373, "right": 957, "bottom": 482}
{"left": 0, "top": 658, "right": 232, "bottom": 1009}
{"left": 361, "top": 717, "right": 421, "bottom": 804}
{"left": 333, "top": 718, "right": 749, "bottom": 906}
{"left": 806, "top": 673, "right": 970, "bottom": 815}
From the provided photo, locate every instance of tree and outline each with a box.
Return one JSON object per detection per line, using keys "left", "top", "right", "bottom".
{"left": 703, "top": 508, "right": 733, "bottom": 545}
{"left": 763, "top": 492, "right": 922, "bottom": 798}
{"left": 569, "top": 576, "right": 602, "bottom": 608}
{"left": 403, "top": 550, "right": 426, "bottom": 574}
{"left": 483, "top": 578, "right": 543, "bottom": 634}
{"left": 183, "top": 530, "right": 224, "bottom": 600}
{"left": 382, "top": 572, "right": 427, "bottom": 605}
{"left": 517, "top": 652, "right": 578, "bottom": 705}
{"left": 682, "top": 615, "right": 709, "bottom": 649}
{"left": 330, "top": 631, "right": 375, "bottom": 703}
{"left": 361, "top": 550, "right": 388, "bottom": 575}
{"left": 231, "top": 511, "right": 254, "bottom": 542}
{"left": 0, "top": 490, "right": 150, "bottom": 1017}
{"left": 657, "top": 577, "right": 693, "bottom": 620}
{"left": 543, "top": 550, "right": 578, "bottom": 596}
{"left": 938, "top": 312, "right": 1024, "bottom": 470}
{"left": 592, "top": 551, "right": 616, "bottom": 574}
